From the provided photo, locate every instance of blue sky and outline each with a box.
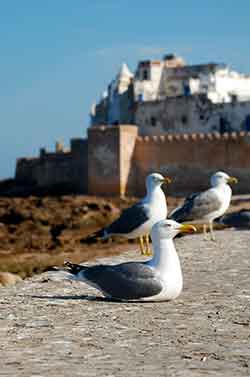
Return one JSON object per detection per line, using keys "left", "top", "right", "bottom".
{"left": 0, "top": 0, "right": 249, "bottom": 178}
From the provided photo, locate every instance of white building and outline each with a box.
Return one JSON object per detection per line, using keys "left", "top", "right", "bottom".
{"left": 134, "top": 54, "right": 186, "bottom": 101}
{"left": 91, "top": 54, "right": 250, "bottom": 134}
{"left": 91, "top": 63, "right": 134, "bottom": 126}
{"left": 134, "top": 55, "right": 250, "bottom": 104}
{"left": 107, "top": 63, "right": 134, "bottom": 124}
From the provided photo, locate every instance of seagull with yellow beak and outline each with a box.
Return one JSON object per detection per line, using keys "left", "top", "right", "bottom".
{"left": 64, "top": 220, "right": 197, "bottom": 302}
{"left": 85, "top": 173, "right": 171, "bottom": 255}
{"left": 170, "top": 171, "right": 238, "bottom": 240}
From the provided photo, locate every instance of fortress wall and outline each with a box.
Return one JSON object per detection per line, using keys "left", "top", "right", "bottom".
{"left": 15, "top": 157, "right": 41, "bottom": 185}
{"left": 15, "top": 138, "right": 88, "bottom": 193}
{"left": 70, "top": 139, "right": 88, "bottom": 193}
{"left": 133, "top": 132, "right": 250, "bottom": 196}
{"left": 14, "top": 125, "right": 250, "bottom": 197}
{"left": 16, "top": 153, "right": 75, "bottom": 189}
{"left": 88, "top": 126, "right": 121, "bottom": 195}
{"left": 88, "top": 125, "right": 138, "bottom": 196}
{"left": 35, "top": 154, "right": 74, "bottom": 187}
{"left": 119, "top": 126, "right": 138, "bottom": 196}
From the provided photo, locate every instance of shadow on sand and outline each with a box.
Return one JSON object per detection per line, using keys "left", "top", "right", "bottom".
{"left": 29, "top": 294, "right": 158, "bottom": 304}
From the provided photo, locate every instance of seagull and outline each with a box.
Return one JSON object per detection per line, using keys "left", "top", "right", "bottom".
{"left": 64, "top": 219, "right": 196, "bottom": 302}
{"left": 169, "top": 171, "right": 238, "bottom": 240}
{"left": 85, "top": 173, "right": 171, "bottom": 255}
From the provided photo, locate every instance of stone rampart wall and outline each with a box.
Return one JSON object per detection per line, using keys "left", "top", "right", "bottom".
{"left": 15, "top": 139, "right": 88, "bottom": 194}
{"left": 133, "top": 131, "right": 250, "bottom": 196}
{"left": 13, "top": 126, "right": 250, "bottom": 197}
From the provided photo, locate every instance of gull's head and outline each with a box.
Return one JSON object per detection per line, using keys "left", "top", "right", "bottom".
{"left": 210, "top": 171, "right": 238, "bottom": 187}
{"left": 151, "top": 219, "right": 197, "bottom": 240}
{"left": 146, "top": 173, "right": 171, "bottom": 191}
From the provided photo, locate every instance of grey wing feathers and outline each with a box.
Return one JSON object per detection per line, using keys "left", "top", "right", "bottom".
{"left": 218, "top": 210, "right": 250, "bottom": 228}
{"left": 170, "top": 190, "right": 222, "bottom": 222}
{"left": 106, "top": 202, "right": 151, "bottom": 235}
{"left": 84, "top": 262, "right": 162, "bottom": 300}
{"left": 84, "top": 202, "right": 151, "bottom": 242}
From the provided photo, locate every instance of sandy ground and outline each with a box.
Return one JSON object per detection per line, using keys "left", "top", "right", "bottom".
{"left": 0, "top": 229, "right": 250, "bottom": 377}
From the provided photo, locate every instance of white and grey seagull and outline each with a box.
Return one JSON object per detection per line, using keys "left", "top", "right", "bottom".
{"left": 169, "top": 171, "right": 238, "bottom": 240}
{"left": 64, "top": 219, "right": 196, "bottom": 302}
{"left": 86, "top": 172, "right": 171, "bottom": 255}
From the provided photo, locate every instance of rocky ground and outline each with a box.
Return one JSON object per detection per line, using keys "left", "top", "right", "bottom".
{"left": 0, "top": 195, "right": 182, "bottom": 277}
{"left": 0, "top": 229, "right": 250, "bottom": 376}
{"left": 1, "top": 194, "right": 250, "bottom": 278}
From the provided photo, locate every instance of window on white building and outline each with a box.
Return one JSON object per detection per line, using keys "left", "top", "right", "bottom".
{"left": 143, "top": 69, "right": 149, "bottom": 80}
{"left": 181, "top": 115, "right": 188, "bottom": 124}
{"left": 151, "top": 117, "right": 157, "bottom": 126}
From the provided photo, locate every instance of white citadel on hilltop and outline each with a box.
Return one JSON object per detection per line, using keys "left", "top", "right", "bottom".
{"left": 10, "top": 54, "right": 250, "bottom": 198}
{"left": 90, "top": 54, "right": 250, "bottom": 135}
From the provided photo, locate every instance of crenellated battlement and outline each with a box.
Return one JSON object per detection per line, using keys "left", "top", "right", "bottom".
{"left": 12, "top": 125, "right": 250, "bottom": 197}
{"left": 136, "top": 131, "right": 250, "bottom": 143}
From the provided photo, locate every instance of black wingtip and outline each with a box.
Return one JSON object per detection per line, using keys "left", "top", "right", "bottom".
{"left": 64, "top": 260, "right": 74, "bottom": 268}
{"left": 63, "top": 261, "right": 87, "bottom": 275}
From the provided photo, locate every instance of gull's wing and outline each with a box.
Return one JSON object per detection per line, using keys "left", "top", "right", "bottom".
{"left": 106, "top": 202, "right": 151, "bottom": 235}
{"left": 83, "top": 202, "right": 151, "bottom": 243}
{"left": 82, "top": 262, "right": 163, "bottom": 300}
{"left": 218, "top": 210, "right": 250, "bottom": 228}
{"left": 170, "top": 189, "right": 222, "bottom": 222}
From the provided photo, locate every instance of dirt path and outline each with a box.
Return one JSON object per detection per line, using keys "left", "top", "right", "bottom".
{"left": 1, "top": 229, "right": 250, "bottom": 376}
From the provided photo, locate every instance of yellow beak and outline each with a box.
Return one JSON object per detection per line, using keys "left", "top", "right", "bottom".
{"left": 227, "top": 176, "right": 238, "bottom": 184}
{"left": 163, "top": 176, "right": 172, "bottom": 184}
{"left": 179, "top": 224, "right": 197, "bottom": 234}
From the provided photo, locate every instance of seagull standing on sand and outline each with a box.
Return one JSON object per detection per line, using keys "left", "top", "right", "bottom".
{"left": 86, "top": 173, "right": 171, "bottom": 255}
{"left": 169, "top": 171, "right": 238, "bottom": 240}
{"left": 64, "top": 219, "right": 196, "bottom": 302}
